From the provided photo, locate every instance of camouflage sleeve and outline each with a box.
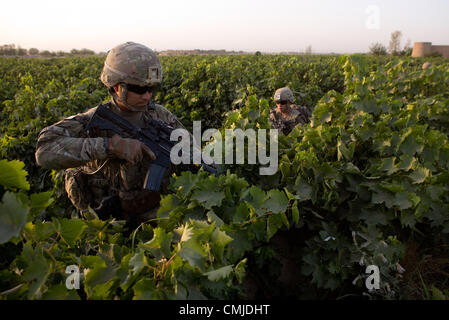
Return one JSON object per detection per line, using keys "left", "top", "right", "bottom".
{"left": 35, "top": 116, "right": 108, "bottom": 170}
{"left": 150, "top": 104, "right": 186, "bottom": 130}
{"left": 295, "top": 105, "right": 310, "bottom": 125}
{"left": 149, "top": 103, "right": 197, "bottom": 149}
{"left": 269, "top": 110, "right": 277, "bottom": 128}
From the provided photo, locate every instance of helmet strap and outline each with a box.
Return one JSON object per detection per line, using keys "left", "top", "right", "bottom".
{"left": 112, "top": 83, "right": 143, "bottom": 113}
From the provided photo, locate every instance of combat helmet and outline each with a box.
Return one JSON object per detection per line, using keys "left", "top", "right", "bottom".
{"left": 100, "top": 42, "right": 162, "bottom": 111}
{"left": 274, "top": 87, "right": 295, "bottom": 104}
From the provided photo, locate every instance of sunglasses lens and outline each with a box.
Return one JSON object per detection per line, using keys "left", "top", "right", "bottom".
{"left": 276, "top": 100, "right": 288, "bottom": 105}
{"left": 126, "top": 84, "right": 157, "bottom": 94}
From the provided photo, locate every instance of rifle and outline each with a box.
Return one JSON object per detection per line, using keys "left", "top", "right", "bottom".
{"left": 86, "top": 104, "right": 217, "bottom": 192}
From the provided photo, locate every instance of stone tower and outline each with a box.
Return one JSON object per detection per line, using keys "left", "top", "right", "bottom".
{"left": 412, "top": 42, "right": 432, "bottom": 57}
{"left": 412, "top": 42, "right": 449, "bottom": 58}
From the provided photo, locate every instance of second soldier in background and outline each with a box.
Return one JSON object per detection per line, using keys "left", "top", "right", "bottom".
{"left": 269, "top": 87, "right": 310, "bottom": 135}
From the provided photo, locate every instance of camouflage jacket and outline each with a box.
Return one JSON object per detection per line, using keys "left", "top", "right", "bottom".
{"left": 269, "top": 104, "right": 310, "bottom": 135}
{"left": 35, "top": 99, "right": 185, "bottom": 220}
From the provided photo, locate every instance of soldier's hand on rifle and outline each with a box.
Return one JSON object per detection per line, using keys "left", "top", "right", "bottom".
{"left": 108, "top": 134, "right": 156, "bottom": 164}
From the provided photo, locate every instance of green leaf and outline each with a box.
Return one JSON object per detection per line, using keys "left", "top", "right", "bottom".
{"left": 408, "top": 193, "right": 421, "bottom": 208}
{"left": 263, "top": 189, "right": 288, "bottom": 214}
{"left": 210, "top": 228, "right": 233, "bottom": 263}
{"left": 206, "top": 211, "right": 224, "bottom": 228}
{"left": 379, "top": 157, "right": 398, "bottom": 175}
{"left": 185, "top": 285, "right": 208, "bottom": 300}
{"left": 35, "top": 221, "right": 56, "bottom": 241}
{"left": 337, "top": 140, "right": 355, "bottom": 161}
{"left": 399, "top": 135, "right": 423, "bottom": 156}
{"left": 280, "top": 212, "right": 290, "bottom": 229}
{"left": 132, "top": 278, "right": 158, "bottom": 300}
{"left": 343, "top": 162, "right": 360, "bottom": 174}
{"left": 311, "top": 265, "right": 326, "bottom": 288}
{"left": 427, "top": 185, "right": 444, "bottom": 201}
{"left": 157, "top": 194, "right": 181, "bottom": 219}
{"left": 397, "top": 154, "right": 417, "bottom": 171}
{"left": 283, "top": 187, "right": 295, "bottom": 200}
{"left": 22, "top": 244, "right": 49, "bottom": 299}
{"left": 191, "top": 189, "right": 225, "bottom": 210}
{"left": 431, "top": 286, "right": 447, "bottom": 300}
{"left": 172, "top": 171, "right": 199, "bottom": 197}
{"left": 292, "top": 200, "right": 299, "bottom": 225}
{"left": 409, "top": 167, "right": 430, "bottom": 184}
{"left": 29, "top": 191, "right": 54, "bottom": 216}
{"left": 143, "top": 227, "right": 172, "bottom": 259}
{"left": 178, "top": 239, "right": 207, "bottom": 271}
{"left": 0, "top": 159, "right": 30, "bottom": 190}
{"left": 359, "top": 128, "right": 375, "bottom": 142}
{"left": 224, "top": 229, "right": 253, "bottom": 262}
{"left": 129, "top": 250, "right": 148, "bottom": 275}
{"left": 423, "top": 203, "right": 447, "bottom": 228}
{"left": 88, "top": 280, "right": 116, "bottom": 300}
{"left": 359, "top": 209, "right": 388, "bottom": 226}
{"left": 203, "top": 265, "right": 233, "bottom": 281}
{"left": 179, "top": 225, "right": 194, "bottom": 243}
{"left": 241, "top": 186, "right": 267, "bottom": 216}
{"left": 401, "top": 211, "right": 416, "bottom": 228}
{"left": 221, "top": 173, "right": 249, "bottom": 194}
{"left": 249, "top": 219, "right": 267, "bottom": 241}
{"left": 23, "top": 249, "right": 48, "bottom": 284}
{"left": 42, "top": 284, "right": 80, "bottom": 300}
{"left": 248, "top": 109, "right": 260, "bottom": 121}
{"left": 234, "top": 258, "right": 247, "bottom": 284}
{"left": 249, "top": 185, "right": 266, "bottom": 203}
{"left": 394, "top": 192, "right": 413, "bottom": 210}
{"left": 353, "top": 100, "right": 380, "bottom": 115}
{"left": 371, "top": 189, "right": 395, "bottom": 208}
{"left": 294, "top": 178, "right": 313, "bottom": 201}
{"left": 81, "top": 255, "right": 104, "bottom": 269}
{"left": 190, "top": 219, "right": 215, "bottom": 241}
{"left": 379, "top": 183, "right": 404, "bottom": 193}
{"left": 267, "top": 214, "right": 283, "bottom": 240}
{"left": 0, "top": 191, "right": 29, "bottom": 244}
{"left": 84, "top": 258, "right": 117, "bottom": 289}
{"left": 233, "top": 202, "right": 250, "bottom": 223}
{"left": 117, "top": 253, "right": 138, "bottom": 292}
{"left": 60, "top": 218, "right": 87, "bottom": 246}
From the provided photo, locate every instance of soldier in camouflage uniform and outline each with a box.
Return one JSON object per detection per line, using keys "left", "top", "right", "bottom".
{"left": 35, "top": 42, "right": 186, "bottom": 228}
{"left": 269, "top": 87, "right": 310, "bottom": 135}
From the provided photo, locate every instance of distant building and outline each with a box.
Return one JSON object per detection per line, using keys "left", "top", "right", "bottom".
{"left": 412, "top": 42, "right": 449, "bottom": 58}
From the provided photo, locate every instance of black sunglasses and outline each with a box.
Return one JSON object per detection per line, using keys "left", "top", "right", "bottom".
{"left": 275, "top": 100, "right": 289, "bottom": 105}
{"left": 126, "top": 83, "right": 158, "bottom": 95}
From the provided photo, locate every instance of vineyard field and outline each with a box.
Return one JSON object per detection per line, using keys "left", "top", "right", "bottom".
{"left": 0, "top": 54, "right": 448, "bottom": 300}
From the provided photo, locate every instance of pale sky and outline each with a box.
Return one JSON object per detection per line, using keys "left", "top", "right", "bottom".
{"left": 1, "top": 0, "right": 448, "bottom": 53}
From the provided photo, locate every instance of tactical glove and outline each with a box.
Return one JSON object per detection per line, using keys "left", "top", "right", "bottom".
{"left": 108, "top": 134, "right": 156, "bottom": 164}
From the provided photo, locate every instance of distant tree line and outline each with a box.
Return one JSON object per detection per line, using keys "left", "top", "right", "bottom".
{"left": 369, "top": 31, "right": 414, "bottom": 57}
{"left": 0, "top": 44, "right": 106, "bottom": 57}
